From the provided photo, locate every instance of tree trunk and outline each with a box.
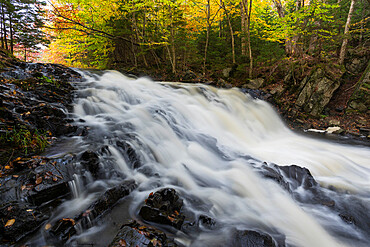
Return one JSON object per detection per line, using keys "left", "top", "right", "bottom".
{"left": 242, "top": 0, "right": 253, "bottom": 78}
{"left": 247, "top": 0, "right": 253, "bottom": 78}
{"left": 359, "top": 0, "right": 365, "bottom": 45}
{"left": 203, "top": 0, "right": 210, "bottom": 76}
{"left": 240, "top": 1, "right": 246, "bottom": 56}
{"left": 2, "top": 4, "right": 8, "bottom": 50}
{"left": 9, "top": 12, "right": 13, "bottom": 54}
{"left": 272, "top": 0, "right": 294, "bottom": 55}
{"left": 221, "top": 0, "right": 235, "bottom": 64}
{"left": 0, "top": 4, "right": 4, "bottom": 49}
{"left": 339, "top": 0, "right": 356, "bottom": 64}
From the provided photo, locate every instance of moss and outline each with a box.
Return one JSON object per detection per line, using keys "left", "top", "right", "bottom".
{"left": 0, "top": 126, "right": 49, "bottom": 155}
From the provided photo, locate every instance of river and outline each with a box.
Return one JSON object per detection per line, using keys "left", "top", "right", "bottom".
{"left": 30, "top": 70, "right": 370, "bottom": 246}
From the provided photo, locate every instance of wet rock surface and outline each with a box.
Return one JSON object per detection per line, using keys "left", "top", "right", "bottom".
{"left": 109, "top": 221, "right": 178, "bottom": 247}
{"left": 46, "top": 180, "right": 137, "bottom": 242}
{"left": 259, "top": 163, "right": 370, "bottom": 242}
{"left": 139, "top": 188, "right": 185, "bottom": 230}
{"left": 230, "top": 229, "right": 276, "bottom": 247}
{"left": 0, "top": 62, "right": 84, "bottom": 244}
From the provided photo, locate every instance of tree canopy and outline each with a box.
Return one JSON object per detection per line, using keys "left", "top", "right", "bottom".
{"left": 3, "top": 0, "right": 369, "bottom": 75}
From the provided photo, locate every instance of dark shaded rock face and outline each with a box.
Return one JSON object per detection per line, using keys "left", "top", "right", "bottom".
{"left": 80, "top": 150, "right": 100, "bottom": 177}
{"left": 260, "top": 163, "right": 370, "bottom": 242}
{"left": 0, "top": 202, "right": 48, "bottom": 242}
{"left": 109, "top": 221, "right": 178, "bottom": 247}
{"left": 295, "top": 68, "right": 341, "bottom": 116}
{"left": 230, "top": 229, "right": 276, "bottom": 247}
{"left": 46, "top": 180, "right": 137, "bottom": 242}
{"left": 1, "top": 62, "right": 83, "bottom": 82}
{"left": 139, "top": 188, "right": 185, "bottom": 230}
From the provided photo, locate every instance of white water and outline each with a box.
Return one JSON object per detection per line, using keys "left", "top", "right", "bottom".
{"left": 70, "top": 71, "right": 370, "bottom": 247}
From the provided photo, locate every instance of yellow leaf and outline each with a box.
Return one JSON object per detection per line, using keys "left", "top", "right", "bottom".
{"left": 5, "top": 219, "right": 15, "bottom": 227}
{"left": 45, "top": 223, "right": 52, "bottom": 230}
{"left": 5, "top": 166, "right": 11, "bottom": 170}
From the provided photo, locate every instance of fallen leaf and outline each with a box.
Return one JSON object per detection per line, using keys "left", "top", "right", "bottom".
{"left": 45, "top": 223, "right": 52, "bottom": 230}
{"left": 62, "top": 218, "right": 75, "bottom": 225}
{"left": 35, "top": 177, "right": 42, "bottom": 185}
{"left": 5, "top": 219, "right": 15, "bottom": 227}
{"left": 5, "top": 166, "right": 11, "bottom": 170}
{"left": 118, "top": 239, "right": 126, "bottom": 246}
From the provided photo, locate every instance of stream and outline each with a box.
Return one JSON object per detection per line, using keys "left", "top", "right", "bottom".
{"left": 27, "top": 70, "right": 370, "bottom": 247}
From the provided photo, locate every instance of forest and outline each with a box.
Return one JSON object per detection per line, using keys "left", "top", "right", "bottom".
{"left": 1, "top": 0, "right": 369, "bottom": 79}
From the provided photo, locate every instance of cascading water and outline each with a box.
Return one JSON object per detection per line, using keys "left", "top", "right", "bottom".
{"left": 31, "top": 70, "right": 370, "bottom": 246}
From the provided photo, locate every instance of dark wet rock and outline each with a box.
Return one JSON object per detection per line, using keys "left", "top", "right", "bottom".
{"left": 260, "top": 164, "right": 317, "bottom": 192}
{"left": 1, "top": 62, "right": 83, "bottom": 82}
{"left": 80, "top": 150, "right": 100, "bottom": 177}
{"left": 0, "top": 156, "right": 73, "bottom": 207}
{"left": 26, "top": 181, "right": 70, "bottom": 206}
{"left": 198, "top": 214, "right": 216, "bottom": 229}
{"left": 49, "top": 218, "right": 77, "bottom": 242}
{"left": 229, "top": 229, "right": 277, "bottom": 247}
{"left": 240, "top": 88, "right": 272, "bottom": 100}
{"left": 0, "top": 202, "right": 48, "bottom": 243}
{"left": 109, "top": 221, "right": 178, "bottom": 247}
{"left": 139, "top": 188, "right": 185, "bottom": 230}
{"left": 116, "top": 140, "right": 141, "bottom": 169}
{"left": 46, "top": 180, "right": 137, "bottom": 242}
{"left": 260, "top": 165, "right": 291, "bottom": 192}
{"left": 260, "top": 163, "right": 370, "bottom": 241}
{"left": 278, "top": 165, "right": 317, "bottom": 190}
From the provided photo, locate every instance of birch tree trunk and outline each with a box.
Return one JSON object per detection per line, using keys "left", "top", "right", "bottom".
{"left": 339, "top": 0, "right": 356, "bottom": 64}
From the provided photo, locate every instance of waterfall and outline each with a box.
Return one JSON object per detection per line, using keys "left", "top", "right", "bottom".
{"left": 65, "top": 70, "right": 369, "bottom": 247}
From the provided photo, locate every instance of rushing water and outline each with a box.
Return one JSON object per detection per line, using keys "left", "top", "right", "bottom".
{"left": 35, "top": 71, "right": 370, "bottom": 246}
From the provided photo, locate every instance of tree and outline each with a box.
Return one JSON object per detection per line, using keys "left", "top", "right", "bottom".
{"left": 339, "top": 0, "right": 356, "bottom": 64}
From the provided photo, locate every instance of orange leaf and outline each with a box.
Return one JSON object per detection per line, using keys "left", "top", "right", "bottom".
{"left": 62, "top": 218, "right": 75, "bottom": 225}
{"left": 5, "top": 219, "right": 15, "bottom": 227}
{"left": 36, "top": 177, "right": 42, "bottom": 185}
{"left": 118, "top": 239, "right": 126, "bottom": 246}
{"left": 45, "top": 223, "right": 52, "bottom": 230}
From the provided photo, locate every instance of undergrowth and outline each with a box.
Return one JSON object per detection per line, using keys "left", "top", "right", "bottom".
{"left": 0, "top": 126, "right": 49, "bottom": 154}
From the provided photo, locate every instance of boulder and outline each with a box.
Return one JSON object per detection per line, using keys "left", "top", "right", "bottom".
{"left": 229, "top": 229, "right": 276, "bottom": 247}
{"left": 109, "top": 221, "right": 178, "bottom": 247}
{"left": 222, "top": 67, "right": 232, "bottom": 78}
{"left": 295, "top": 68, "right": 340, "bottom": 116}
{"left": 139, "top": 188, "right": 185, "bottom": 230}
{"left": 0, "top": 202, "right": 48, "bottom": 242}
{"left": 243, "top": 78, "right": 265, "bottom": 89}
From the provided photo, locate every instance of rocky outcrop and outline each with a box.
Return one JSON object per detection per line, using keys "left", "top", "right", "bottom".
{"left": 139, "top": 188, "right": 185, "bottom": 230}
{"left": 243, "top": 78, "right": 265, "bottom": 90}
{"left": 348, "top": 62, "right": 369, "bottom": 113}
{"left": 109, "top": 221, "right": 178, "bottom": 247}
{"left": 295, "top": 68, "right": 341, "bottom": 116}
